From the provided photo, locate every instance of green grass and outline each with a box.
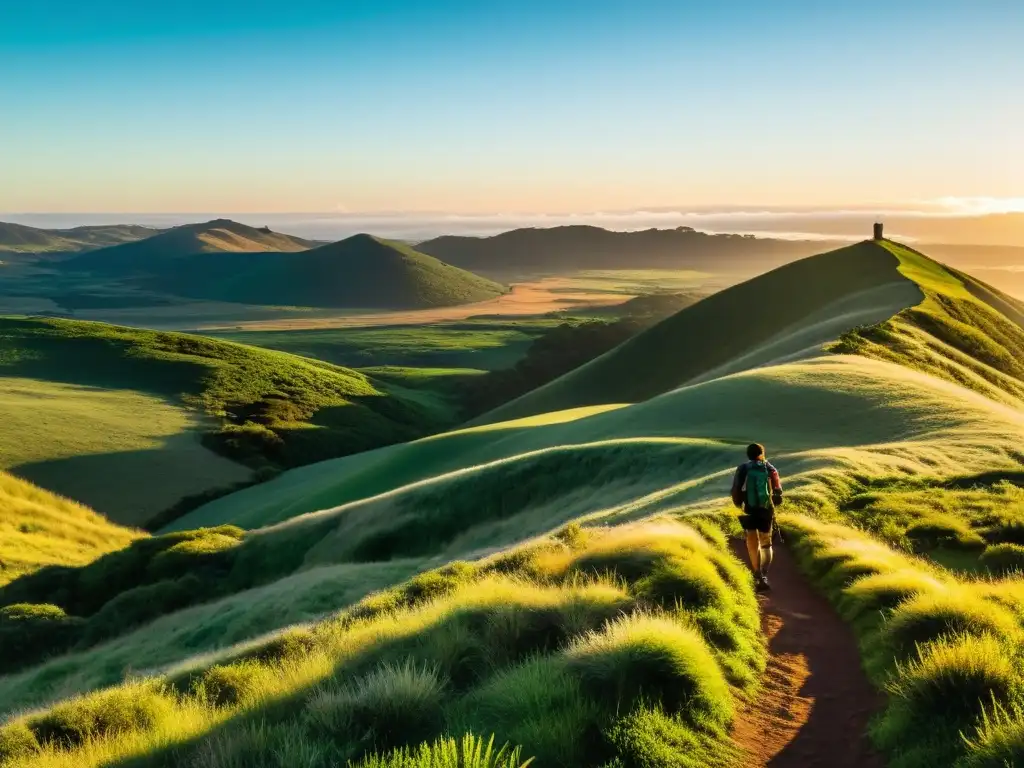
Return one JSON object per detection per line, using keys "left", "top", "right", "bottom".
{"left": 477, "top": 240, "right": 922, "bottom": 422}
{"left": 0, "top": 471, "right": 139, "bottom": 587}
{"left": 6, "top": 239, "right": 1024, "bottom": 767}
{"left": 0, "top": 520, "right": 762, "bottom": 768}
{"left": 143, "top": 234, "right": 506, "bottom": 310}
{"left": 0, "top": 377, "right": 248, "bottom": 525}
{"left": 203, "top": 321, "right": 553, "bottom": 370}
{"left": 0, "top": 316, "right": 464, "bottom": 524}
{"left": 0, "top": 223, "right": 157, "bottom": 255}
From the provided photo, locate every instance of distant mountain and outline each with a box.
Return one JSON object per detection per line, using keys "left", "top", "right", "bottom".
{"left": 0, "top": 221, "right": 159, "bottom": 255}
{"left": 417, "top": 225, "right": 834, "bottom": 277}
{"left": 149, "top": 233, "right": 507, "bottom": 309}
{"left": 63, "top": 219, "right": 316, "bottom": 274}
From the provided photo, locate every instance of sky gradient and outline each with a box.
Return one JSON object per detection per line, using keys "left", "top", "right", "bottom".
{"left": 2, "top": 0, "right": 1022, "bottom": 214}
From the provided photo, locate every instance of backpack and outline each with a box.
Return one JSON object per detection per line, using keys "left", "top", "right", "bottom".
{"left": 745, "top": 461, "right": 775, "bottom": 510}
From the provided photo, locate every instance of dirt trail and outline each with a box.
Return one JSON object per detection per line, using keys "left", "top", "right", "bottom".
{"left": 729, "top": 539, "right": 885, "bottom": 767}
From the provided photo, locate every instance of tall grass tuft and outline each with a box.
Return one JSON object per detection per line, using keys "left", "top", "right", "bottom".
{"left": 353, "top": 733, "right": 533, "bottom": 768}
{"left": 565, "top": 613, "right": 732, "bottom": 728}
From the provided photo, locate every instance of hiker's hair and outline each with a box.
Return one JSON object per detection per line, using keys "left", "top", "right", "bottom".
{"left": 746, "top": 443, "right": 765, "bottom": 460}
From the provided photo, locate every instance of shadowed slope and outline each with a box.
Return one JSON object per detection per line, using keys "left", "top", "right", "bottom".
{"left": 0, "top": 317, "right": 458, "bottom": 524}
{"left": 154, "top": 234, "right": 507, "bottom": 310}
{"left": 417, "top": 224, "right": 829, "bottom": 277}
{"left": 477, "top": 240, "right": 919, "bottom": 422}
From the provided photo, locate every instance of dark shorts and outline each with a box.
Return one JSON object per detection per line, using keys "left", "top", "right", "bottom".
{"left": 739, "top": 507, "right": 774, "bottom": 534}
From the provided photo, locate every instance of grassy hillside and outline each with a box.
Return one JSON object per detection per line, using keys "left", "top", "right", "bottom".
{"left": 476, "top": 240, "right": 923, "bottom": 422}
{"left": 417, "top": 225, "right": 829, "bottom": 278}
{"left": 63, "top": 219, "right": 315, "bottom": 275}
{"left": 0, "top": 223, "right": 158, "bottom": 255}
{"left": 149, "top": 234, "right": 506, "bottom": 310}
{"left": 7, "top": 241, "right": 1024, "bottom": 767}
{"left": 0, "top": 317, "right": 461, "bottom": 526}
{"left": 0, "top": 472, "right": 140, "bottom": 586}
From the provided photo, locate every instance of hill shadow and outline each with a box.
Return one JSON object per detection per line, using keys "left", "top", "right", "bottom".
{"left": 11, "top": 434, "right": 249, "bottom": 527}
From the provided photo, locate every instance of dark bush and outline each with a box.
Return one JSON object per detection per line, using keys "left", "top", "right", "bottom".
{"left": 0, "top": 603, "right": 84, "bottom": 674}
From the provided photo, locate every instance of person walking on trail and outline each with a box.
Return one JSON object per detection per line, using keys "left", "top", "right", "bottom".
{"left": 731, "top": 443, "right": 783, "bottom": 592}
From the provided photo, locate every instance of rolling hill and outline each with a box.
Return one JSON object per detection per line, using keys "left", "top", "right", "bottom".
{"left": 417, "top": 225, "right": 833, "bottom": 278}
{"left": 6, "top": 239, "right": 1024, "bottom": 767}
{"left": 0, "top": 316, "right": 466, "bottom": 526}
{"left": 62, "top": 219, "right": 316, "bottom": 275}
{"left": 0, "top": 222, "right": 159, "bottom": 255}
{"left": 0, "top": 472, "right": 140, "bottom": 586}
{"left": 143, "top": 233, "right": 508, "bottom": 309}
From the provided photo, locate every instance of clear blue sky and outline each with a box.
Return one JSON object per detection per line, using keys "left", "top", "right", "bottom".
{"left": 2, "top": 0, "right": 1021, "bottom": 213}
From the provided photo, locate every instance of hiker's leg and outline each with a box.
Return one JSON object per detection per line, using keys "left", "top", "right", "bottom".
{"left": 757, "top": 530, "right": 773, "bottom": 574}
{"left": 745, "top": 530, "right": 761, "bottom": 573}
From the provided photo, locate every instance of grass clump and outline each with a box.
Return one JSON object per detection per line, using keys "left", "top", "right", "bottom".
{"left": 305, "top": 661, "right": 446, "bottom": 756}
{"left": 25, "top": 682, "right": 175, "bottom": 750}
{"left": 0, "top": 603, "right": 84, "bottom": 674}
{"left": 565, "top": 613, "right": 732, "bottom": 727}
{"left": 980, "top": 543, "right": 1024, "bottom": 576}
{"left": 879, "top": 590, "right": 1020, "bottom": 665}
{"left": 353, "top": 733, "right": 533, "bottom": 768}
{"left": 0, "top": 521, "right": 760, "bottom": 768}
{"left": 0, "top": 723, "right": 39, "bottom": 765}
{"left": 875, "top": 634, "right": 1024, "bottom": 763}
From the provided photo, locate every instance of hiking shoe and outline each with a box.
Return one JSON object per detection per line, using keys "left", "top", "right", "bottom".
{"left": 755, "top": 575, "right": 771, "bottom": 592}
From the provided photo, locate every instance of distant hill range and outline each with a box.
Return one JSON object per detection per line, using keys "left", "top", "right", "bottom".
{"left": 417, "top": 225, "right": 835, "bottom": 277}
{"left": 63, "top": 219, "right": 317, "bottom": 274}
{"left": 64, "top": 227, "right": 507, "bottom": 310}
{"left": 0, "top": 222, "right": 159, "bottom": 255}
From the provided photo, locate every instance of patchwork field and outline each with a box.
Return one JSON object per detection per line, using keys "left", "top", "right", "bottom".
{"left": 3, "top": 238, "right": 1024, "bottom": 767}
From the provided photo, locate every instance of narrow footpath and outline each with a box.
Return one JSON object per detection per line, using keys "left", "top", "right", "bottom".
{"left": 729, "top": 539, "right": 885, "bottom": 767}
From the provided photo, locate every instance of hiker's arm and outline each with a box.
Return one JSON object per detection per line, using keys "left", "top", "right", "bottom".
{"left": 730, "top": 465, "right": 745, "bottom": 508}
{"left": 768, "top": 462, "right": 783, "bottom": 506}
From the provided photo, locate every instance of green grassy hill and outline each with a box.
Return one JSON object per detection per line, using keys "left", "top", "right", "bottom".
{"left": 417, "top": 225, "right": 830, "bottom": 278}
{"left": 149, "top": 234, "right": 507, "bottom": 310}
{"left": 476, "top": 240, "right": 923, "bottom": 422}
{"left": 62, "top": 219, "right": 315, "bottom": 275}
{"left": 0, "top": 222, "right": 158, "bottom": 255}
{"left": 0, "top": 317, "right": 463, "bottom": 526}
{"left": 0, "top": 471, "right": 140, "bottom": 586}
{"left": 7, "top": 240, "right": 1024, "bottom": 768}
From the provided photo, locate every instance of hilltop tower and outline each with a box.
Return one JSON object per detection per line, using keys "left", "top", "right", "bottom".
{"left": 873, "top": 222, "right": 884, "bottom": 240}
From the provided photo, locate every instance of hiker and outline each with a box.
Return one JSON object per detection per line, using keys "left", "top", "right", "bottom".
{"left": 731, "top": 443, "right": 783, "bottom": 592}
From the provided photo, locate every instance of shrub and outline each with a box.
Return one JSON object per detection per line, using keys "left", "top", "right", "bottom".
{"left": 876, "top": 634, "right": 1023, "bottom": 754}
{"left": 631, "top": 554, "right": 730, "bottom": 612}
{"left": 304, "top": 661, "right": 445, "bottom": 754}
{"left": 905, "top": 516, "right": 985, "bottom": 551}
{"left": 980, "top": 543, "right": 1024, "bottom": 576}
{"left": 452, "top": 657, "right": 602, "bottom": 766}
{"left": 0, "top": 603, "right": 84, "bottom": 674}
{"left": 839, "top": 569, "right": 946, "bottom": 622}
{"left": 192, "top": 659, "right": 273, "bottom": 708}
{"left": 604, "top": 703, "right": 733, "bottom": 768}
{"left": 353, "top": 733, "right": 534, "bottom": 768}
{"left": 27, "top": 683, "right": 174, "bottom": 749}
{"left": 564, "top": 613, "right": 732, "bottom": 728}
{"left": 879, "top": 590, "right": 1020, "bottom": 663}
{"left": 147, "top": 529, "right": 243, "bottom": 581}
{"left": 962, "top": 703, "right": 1024, "bottom": 767}
{"left": 81, "top": 574, "right": 206, "bottom": 645}
{"left": 0, "top": 722, "right": 39, "bottom": 765}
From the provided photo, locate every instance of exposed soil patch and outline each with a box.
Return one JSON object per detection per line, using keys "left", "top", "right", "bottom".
{"left": 730, "top": 539, "right": 885, "bottom": 767}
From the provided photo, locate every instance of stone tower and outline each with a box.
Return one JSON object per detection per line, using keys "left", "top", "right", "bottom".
{"left": 873, "top": 222, "right": 884, "bottom": 240}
